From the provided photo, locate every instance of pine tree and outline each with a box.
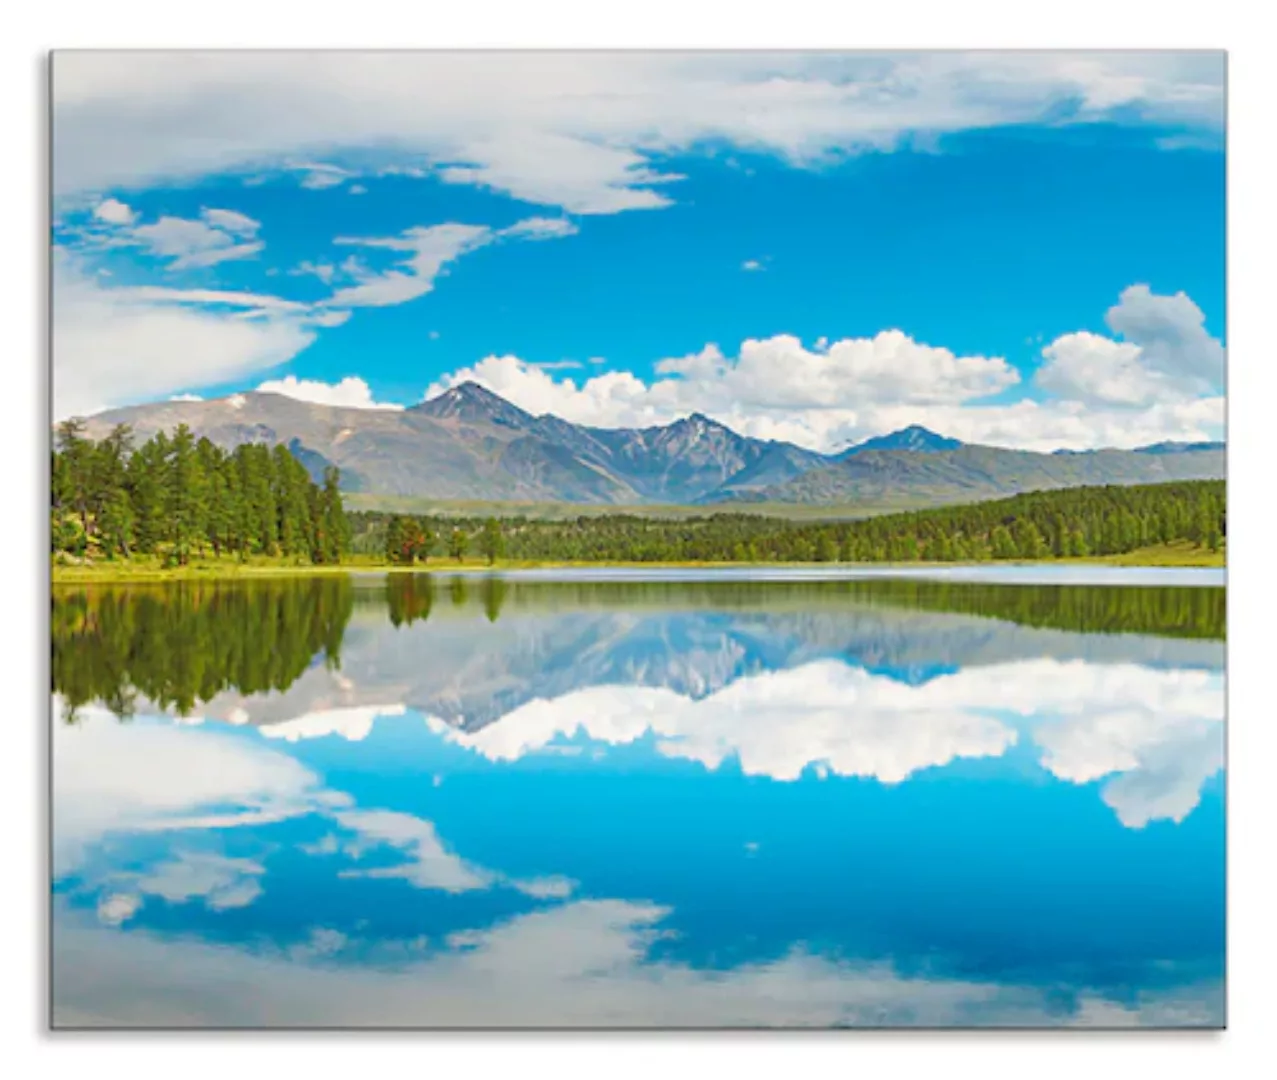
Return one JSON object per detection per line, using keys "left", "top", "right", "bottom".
{"left": 480, "top": 517, "right": 505, "bottom": 566}
{"left": 98, "top": 487, "right": 135, "bottom": 558}
{"left": 990, "top": 525, "right": 1017, "bottom": 559}
{"left": 127, "top": 434, "right": 167, "bottom": 555}
{"left": 56, "top": 418, "right": 93, "bottom": 533}
{"left": 167, "top": 424, "right": 209, "bottom": 565}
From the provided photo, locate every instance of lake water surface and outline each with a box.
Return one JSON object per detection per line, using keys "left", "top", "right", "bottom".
{"left": 51, "top": 570, "right": 1226, "bottom": 1028}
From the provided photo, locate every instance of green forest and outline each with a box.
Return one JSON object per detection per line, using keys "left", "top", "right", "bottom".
{"left": 51, "top": 426, "right": 1224, "bottom": 570}
{"left": 51, "top": 422, "right": 351, "bottom": 566}
{"left": 355, "top": 479, "right": 1225, "bottom": 565}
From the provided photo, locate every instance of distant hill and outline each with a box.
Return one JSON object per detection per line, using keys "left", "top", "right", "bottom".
{"left": 719, "top": 443, "right": 1224, "bottom": 508}
{"left": 1134, "top": 440, "right": 1226, "bottom": 455}
{"left": 76, "top": 383, "right": 1224, "bottom": 507}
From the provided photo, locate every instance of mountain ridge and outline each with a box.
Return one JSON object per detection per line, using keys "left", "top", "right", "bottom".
{"left": 74, "top": 383, "right": 1224, "bottom": 507}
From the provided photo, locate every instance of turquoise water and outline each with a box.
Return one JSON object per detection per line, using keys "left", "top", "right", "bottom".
{"left": 51, "top": 573, "right": 1225, "bottom": 1028}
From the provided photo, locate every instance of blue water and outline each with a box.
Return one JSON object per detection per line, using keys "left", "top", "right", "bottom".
{"left": 51, "top": 577, "right": 1225, "bottom": 1028}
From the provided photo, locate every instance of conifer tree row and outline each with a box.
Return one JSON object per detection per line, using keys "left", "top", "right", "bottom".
{"left": 350, "top": 480, "right": 1224, "bottom": 565}
{"left": 52, "top": 421, "right": 351, "bottom": 565}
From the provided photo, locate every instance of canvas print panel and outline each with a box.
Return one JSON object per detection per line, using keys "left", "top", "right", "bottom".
{"left": 50, "top": 50, "right": 1225, "bottom": 1029}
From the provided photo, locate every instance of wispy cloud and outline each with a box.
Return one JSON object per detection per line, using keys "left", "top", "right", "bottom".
{"left": 53, "top": 53, "right": 1224, "bottom": 213}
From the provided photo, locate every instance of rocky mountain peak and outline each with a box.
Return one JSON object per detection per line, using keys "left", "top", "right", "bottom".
{"left": 414, "top": 381, "right": 533, "bottom": 426}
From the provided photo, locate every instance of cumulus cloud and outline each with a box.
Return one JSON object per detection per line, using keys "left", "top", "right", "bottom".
{"left": 96, "top": 893, "right": 140, "bottom": 926}
{"left": 52, "top": 53, "right": 1223, "bottom": 214}
{"left": 93, "top": 197, "right": 135, "bottom": 225}
{"left": 424, "top": 658, "right": 1223, "bottom": 826}
{"left": 1028, "top": 665, "right": 1225, "bottom": 828}
{"left": 422, "top": 314, "right": 1223, "bottom": 452}
{"left": 424, "top": 330, "right": 1019, "bottom": 435}
{"left": 1036, "top": 285, "right": 1224, "bottom": 407}
{"left": 253, "top": 375, "right": 404, "bottom": 412}
{"left": 426, "top": 661, "right": 1018, "bottom": 784}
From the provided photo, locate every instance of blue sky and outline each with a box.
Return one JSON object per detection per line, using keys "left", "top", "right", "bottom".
{"left": 52, "top": 52, "right": 1226, "bottom": 451}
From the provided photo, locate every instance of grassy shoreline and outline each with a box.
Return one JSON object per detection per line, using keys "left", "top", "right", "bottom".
{"left": 51, "top": 541, "right": 1224, "bottom": 583}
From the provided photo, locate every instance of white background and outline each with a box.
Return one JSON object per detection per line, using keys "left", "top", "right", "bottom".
{"left": 3, "top": 1, "right": 1273, "bottom": 1075}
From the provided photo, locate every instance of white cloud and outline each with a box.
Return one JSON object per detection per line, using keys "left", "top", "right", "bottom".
{"left": 329, "top": 223, "right": 494, "bottom": 308}
{"left": 96, "top": 893, "right": 140, "bottom": 926}
{"left": 426, "top": 330, "right": 1019, "bottom": 436}
{"left": 420, "top": 282, "right": 1224, "bottom": 451}
{"left": 326, "top": 216, "right": 576, "bottom": 309}
{"left": 530, "top": 360, "right": 582, "bottom": 371}
{"left": 499, "top": 217, "right": 580, "bottom": 241}
{"left": 52, "top": 53, "right": 1223, "bottom": 214}
{"left": 427, "top": 661, "right": 1018, "bottom": 784}
{"left": 130, "top": 852, "right": 267, "bottom": 912}
{"left": 424, "top": 658, "right": 1223, "bottom": 826}
{"left": 1036, "top": 285, "right": 1225, "bottom": 407}
{"left": 169, "top": 240, "right": 264, "bottom": 270}
{"left": 742, "top": 259, "right": 763, "bottom": 271}
{"left": 291, "top": 162, "right": 353, "bottom": 190}
{"left": 1037, "top": 332, "right": 1159, "bottom": 407}
{"left": 334, "top": 808, "right": 494, "bottom": 893}
{"left": 52, "top": 895, "right": 1222, "bottom": 1027}
{"left": 51, "top": 701, "right": 344, "bottom": 876}
{"left": 423, "top": 333, "right": 1018, "bottom": 451}
{"left": 309, "top": 309, "right": 353, "bottom": 328}
{"left": 291, "top": 260, "right": 336, "bottom": 284}
{"left": 1029, "top": 667, "right": 1225, "bottom": 828}
{"left": 53, "top": 255, "right": 319, "bottom": 419}
{"left": 124, "top": 207, "right": 265, "bottom": 270}
{"left": 258, "top": 705, "right": 408, "bottom": 742}
{"left": 200, "top": 207, "right": 260, "bottom": 235}
{"left": 116, "top": 284, "right": 306, "bottom": 311}
{"left": 93, "top": 197, "right": 135, "bottom": 225}
{"left": 253, "top": 375, "right": 404, "bottom": 411}
{"left": 168, "top": 392, "right": 203, "bottom": 403}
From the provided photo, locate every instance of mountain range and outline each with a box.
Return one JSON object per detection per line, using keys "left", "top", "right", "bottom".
{"left": 78, "top": 382, "right": 1225, "bottom": 508}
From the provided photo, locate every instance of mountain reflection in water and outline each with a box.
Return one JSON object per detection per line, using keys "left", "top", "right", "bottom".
{"left": 51, "top": 573, "right": 1225, "bottom": 1028}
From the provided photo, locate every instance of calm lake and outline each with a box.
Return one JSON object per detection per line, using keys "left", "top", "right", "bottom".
{"left": 50, "top": 569, "right": 1226, "bottom": 1028}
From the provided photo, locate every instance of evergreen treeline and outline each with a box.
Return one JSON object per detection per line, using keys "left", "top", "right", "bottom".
{"left": 380, "top": 575, "right": 1225, "bottom": 640}
{"left": 52, "top": 578, "right": 355, "bottom": 721}
{"left": 52, "top": 421, "right": 351, "bottom": 565}
{"left": 352, "top": 481, "right": 1225, "bottom": 565}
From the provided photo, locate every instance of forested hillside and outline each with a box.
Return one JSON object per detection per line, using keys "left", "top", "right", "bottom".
{"left": 52, "top": 421, "right": 352, "bottom": 566}
{"left": 356, "top": 480, "right": 1225, "bottom": 565}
